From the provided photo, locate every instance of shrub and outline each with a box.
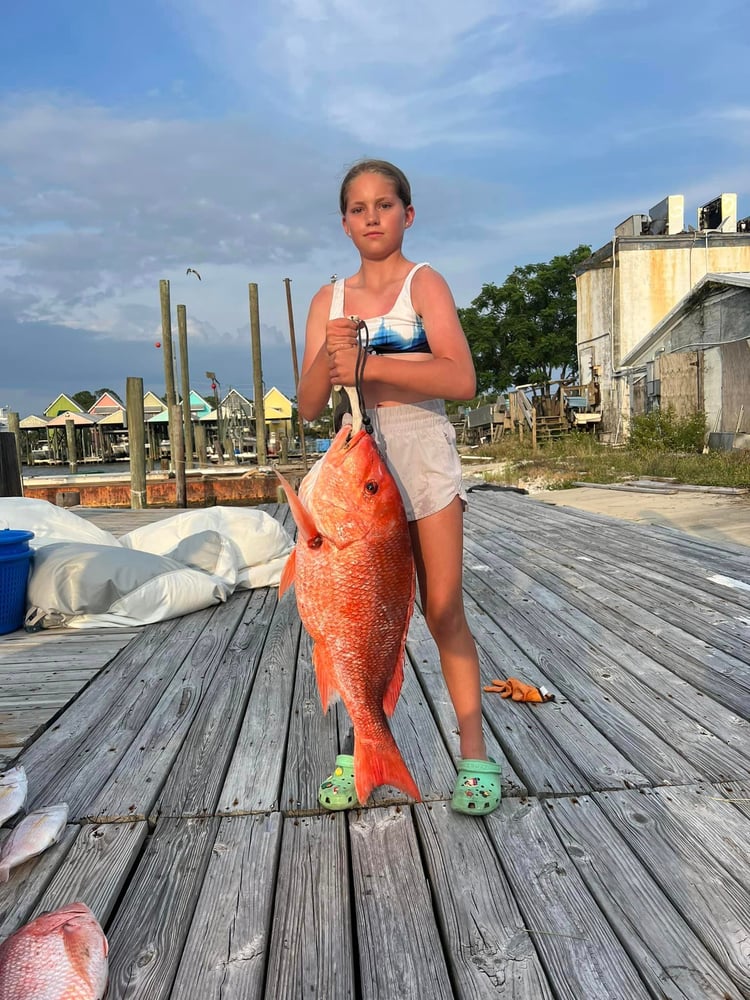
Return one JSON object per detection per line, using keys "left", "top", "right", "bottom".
{"left": 628, "top": 407, "right": 706, "bottom": 453}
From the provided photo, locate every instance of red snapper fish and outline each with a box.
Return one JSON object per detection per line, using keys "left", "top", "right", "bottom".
{"left": 277, "top": 424, "right": 420, "bottom": 805}
{"left": 0, "top": 901, "right": 108, "bottom": 999}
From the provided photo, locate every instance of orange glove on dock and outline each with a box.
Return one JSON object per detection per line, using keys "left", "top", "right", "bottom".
{"left": 484, "top": 677, "right": 554, "bottom": 703}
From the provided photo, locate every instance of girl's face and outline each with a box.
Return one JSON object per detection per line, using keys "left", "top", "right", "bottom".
{"left": 341, "top": 172, "right": 414, "bottom": 257}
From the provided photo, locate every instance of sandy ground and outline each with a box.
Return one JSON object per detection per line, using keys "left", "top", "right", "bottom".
{"left": 462, "top": 461, "right": 750, "bottom": 550}
{"left": 532, "top": 486, "right": 750, "bottom": 550}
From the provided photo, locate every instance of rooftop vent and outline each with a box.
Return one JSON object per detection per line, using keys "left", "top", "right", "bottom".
{"left": 648, "top": 195, "right": 684, "bottom": 235}
{"left": 614, "top": 214, "right": 649, "bottom": 238}
{"left": 697, "top": 193, "right": 737, "bottom": 232}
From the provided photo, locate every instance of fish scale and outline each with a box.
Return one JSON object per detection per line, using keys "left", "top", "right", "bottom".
{"left": 0, "top": 902, "right": 108, "bottom": 998}
{"left": 277, "top": 423, "right": 420, "bottom": 805}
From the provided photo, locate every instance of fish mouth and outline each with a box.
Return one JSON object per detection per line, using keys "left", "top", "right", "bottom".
{"left": 330, "top": 424, "right": 370, "bottom": 455}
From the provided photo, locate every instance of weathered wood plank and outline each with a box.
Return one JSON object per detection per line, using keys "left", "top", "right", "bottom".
{"left": 170, "top": 813, "right": 282, "bottom": 1000}
{"left": 349, "top": 806, "right": 454, "bottom": 999}
{"left": 485, "top": 797, "right": 652, "bottom": 1000}
{"left": 0, "top": 824, "right": 79, "bottom": 939}
{"left": 106, "top": 816, "right": 219, "bottom": 1000}
{"left": 18, "top": 616, "right": 181, "bottom": 783}
{"left": 593, "top": 787, "right": 750, "bottom": 994}
{"left": 517, "top": 493, "right": 750, "bottom": 584}
{"left": 374, "top": 648, "right": 464, "bottom": 807}
{"left": 714, "top": 777, "right": 750, "bottom": 821}
{"left": 461, "top": 557, "right": 702, "bottom": 786}
{"left": 281, "top": 630, "right": 342, "bottom": 814}
{"left": 218, "top": 590, "right": 301, "bottom": 814}
{"left": 265, "top": 813, "right": 355, "bottom": 999}
{"left": 406, "top": 607, "right": 529, "bottom": 798}
{"left": 0, "top": 709, "right": 57, "bottom": 747}
{"left": 468, "top": 508, "right": 750, "bottom": 718}
{"left": 83, "top": 593, "right": 252, "bottom": 823}
{"left": 459, "top": 590, "right": 648, "bottom": 795}
{"left": 0, "top": 672, "right": 100, "bottom": 691}
{"left": 545, "top": 794, "right": 744, "bottom": 999}
{"left": 24, "top": 608, "right": 215, "bottom": 815}
{"left": 155, "top": 588, "right": 277, "bottom": 819}
{"left": 414, "top": 801, "right": 553, "bottom": 997}
{"left": 471, "top": 498, "right": 750, "bottom": 662}
{"left": 463, "top": 532, "right": 750, "bottom": 779}
{"left": 28, "top": 820, "right": 148, "bottom": 927}
{"left": 625, "top": 783, "right": 750, "bottom": 894}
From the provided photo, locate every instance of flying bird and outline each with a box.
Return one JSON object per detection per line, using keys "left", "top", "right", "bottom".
{"left": 186, "top": 267, "right": 202, "bottom": 280}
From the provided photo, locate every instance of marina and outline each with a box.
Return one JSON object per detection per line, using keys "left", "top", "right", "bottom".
{"left": 0, "top": 492, "right": 749, "bottom": 997}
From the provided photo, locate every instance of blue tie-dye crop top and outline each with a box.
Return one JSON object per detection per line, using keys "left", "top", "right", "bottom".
{"left": 328, "top": 262, "right": 431, "bottom": 354}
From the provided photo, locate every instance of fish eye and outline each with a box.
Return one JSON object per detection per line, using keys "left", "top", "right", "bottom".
{"left": 365, "top": 480, "right": 378, "bottom": 495}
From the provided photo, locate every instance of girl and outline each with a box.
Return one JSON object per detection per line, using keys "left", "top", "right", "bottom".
{"left": 297, "top": 159, "right": 501, "bottom": 815}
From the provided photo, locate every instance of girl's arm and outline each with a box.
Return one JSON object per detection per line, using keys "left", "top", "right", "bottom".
{"left": 327, "top": 268, "right": 477, "bottom": 401}
{"left": 297, "top": 285, "right": 341, "bottom": 421}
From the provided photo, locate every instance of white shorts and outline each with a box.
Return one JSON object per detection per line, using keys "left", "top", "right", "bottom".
{"left": 368, "top": 399, "right": 467, "bottom": 521}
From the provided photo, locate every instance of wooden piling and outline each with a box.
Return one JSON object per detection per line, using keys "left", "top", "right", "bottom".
{"left": 194, "top": 423, "right": 207, "bottom": 466}
{"left": 126, "top": 377, "right": 147, "bottom": 510}
{"left": 172, "top": 403, "right": 187, "bottom": 508}
{"left": 177, "top": 304, "right": 195, "bottom": 469}
{"left": 159, "top": 279, "right": 178, "bottom": 471}
{"left": 283, "top": 278, "right": 308, "bottom": 470}
{"left": 248, "top": 283, "right": 267, "bottom": 466}
{"left": 65, "top": 418, "right": 78, "bottom": 475}
{"left": 7, "top": 412, "right": 23, "bottom": 491}
{"left": 0, "top": 433, "right": 23, "bottom": 497}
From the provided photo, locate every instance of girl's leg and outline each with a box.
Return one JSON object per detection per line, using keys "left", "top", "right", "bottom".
{"left": 409, "top": 497, "right": 488, "bottom": 762}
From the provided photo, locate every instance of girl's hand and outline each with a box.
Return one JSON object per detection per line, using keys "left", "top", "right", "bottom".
{"left": 328, "top": 344, "right": 364, "bottom": 387}
{"left": 325, "top": 316, "right": 359, "bottom": 356}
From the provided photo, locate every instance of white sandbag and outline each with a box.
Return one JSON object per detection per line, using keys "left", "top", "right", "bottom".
{"left": 120, "top": 506, "right": 293, "bottom": 589}
{"left": 26, "top": 542, "right": 230, "bottom": 629}
{"left": 0, "top": 497, "right": 119, "bottom": 548}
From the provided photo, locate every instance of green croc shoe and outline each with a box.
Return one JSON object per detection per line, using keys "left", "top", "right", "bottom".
{"left": 451, "top": 758, "right": 501, "bottom": 815}
{"left": 318, "top": 754, "right": 359, "bottom": 811}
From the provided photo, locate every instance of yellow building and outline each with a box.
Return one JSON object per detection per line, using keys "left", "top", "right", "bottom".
{"left": 263, "top": 386, "right": 293, "bottom": 451}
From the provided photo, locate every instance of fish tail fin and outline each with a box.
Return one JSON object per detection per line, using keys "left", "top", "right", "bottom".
{"left": 0, "top": 865, "right": 9, "bottom": 883}
{"left": 354, "top": 734, "right": 421, "bottom": 805}
{"left": 278, "top": 548, "right": 296, "bottom": 599}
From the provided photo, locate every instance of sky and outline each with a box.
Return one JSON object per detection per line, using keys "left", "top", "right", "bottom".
{"left": 1, "top": 0, "right": 748, "bottom": 418}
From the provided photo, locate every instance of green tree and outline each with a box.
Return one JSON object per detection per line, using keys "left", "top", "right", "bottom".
{"left": 459, "top": 244, "right": 592, "bottom": 393}
{"left": 72, "top": 390, "right": 96, "bottom": 411}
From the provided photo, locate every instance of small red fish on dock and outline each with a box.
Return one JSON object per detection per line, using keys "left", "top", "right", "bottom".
{"left": 0, "top": 901, "right": 108, "bottom": 999}
{"left": 277, "top": 424, "right": 420, "bottom": 805}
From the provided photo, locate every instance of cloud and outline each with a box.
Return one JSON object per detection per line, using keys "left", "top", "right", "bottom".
{"left": 167, "top": 0, "right": 625, "bottom": 150}
{"left": 0, "top": 94, "right": 341, "bottom": 330}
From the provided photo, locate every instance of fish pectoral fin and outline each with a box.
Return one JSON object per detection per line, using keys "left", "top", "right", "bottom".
{"left": 278, "top": 549, "right": 296, "bottom": 599}
{"left": 312, "top": 644, "right": 338, "bottom": 713}
{"left": 275, "top": 470, "right": 319, "bottom": 544}
{"left": 382, "top": 652, "right": 405, "bottom": 717}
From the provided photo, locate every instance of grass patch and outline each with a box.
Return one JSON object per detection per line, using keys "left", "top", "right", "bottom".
{"left": 471, "top": 432, "right": 750, "bottom": 490}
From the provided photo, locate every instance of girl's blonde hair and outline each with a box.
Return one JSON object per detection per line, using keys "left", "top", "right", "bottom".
{"left": 339, "top": 159, "right": 412, "bottom": 215}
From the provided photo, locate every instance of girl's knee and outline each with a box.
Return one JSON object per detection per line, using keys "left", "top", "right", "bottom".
{"left": 424, "top": 602, "right": 465, "bottom": 643}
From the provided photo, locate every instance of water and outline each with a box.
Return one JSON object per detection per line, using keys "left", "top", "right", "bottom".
{"left": 22, "top": 461, "right": 131, "bottom": 480}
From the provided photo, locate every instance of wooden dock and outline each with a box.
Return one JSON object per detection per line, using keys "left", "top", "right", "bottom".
{"left": 1, "top": 493, "right": 749, "bottom": 998}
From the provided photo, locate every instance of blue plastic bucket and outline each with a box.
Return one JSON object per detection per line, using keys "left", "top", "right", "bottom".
{"left": 0, "top": 530, "right": 34, "bottom": 635}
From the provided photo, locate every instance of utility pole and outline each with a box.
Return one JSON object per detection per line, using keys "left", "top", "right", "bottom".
{"left": 283, "top": 278, "right": 308, "bottom": 470}
{"left": 248, "top": 283, "right": 267, "bottom": 466}
{"left": 177, "top": 304, "right": 195, "bottom": 469}
{"left": 159, "top": 279, "right": 178, "bottom": 471}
